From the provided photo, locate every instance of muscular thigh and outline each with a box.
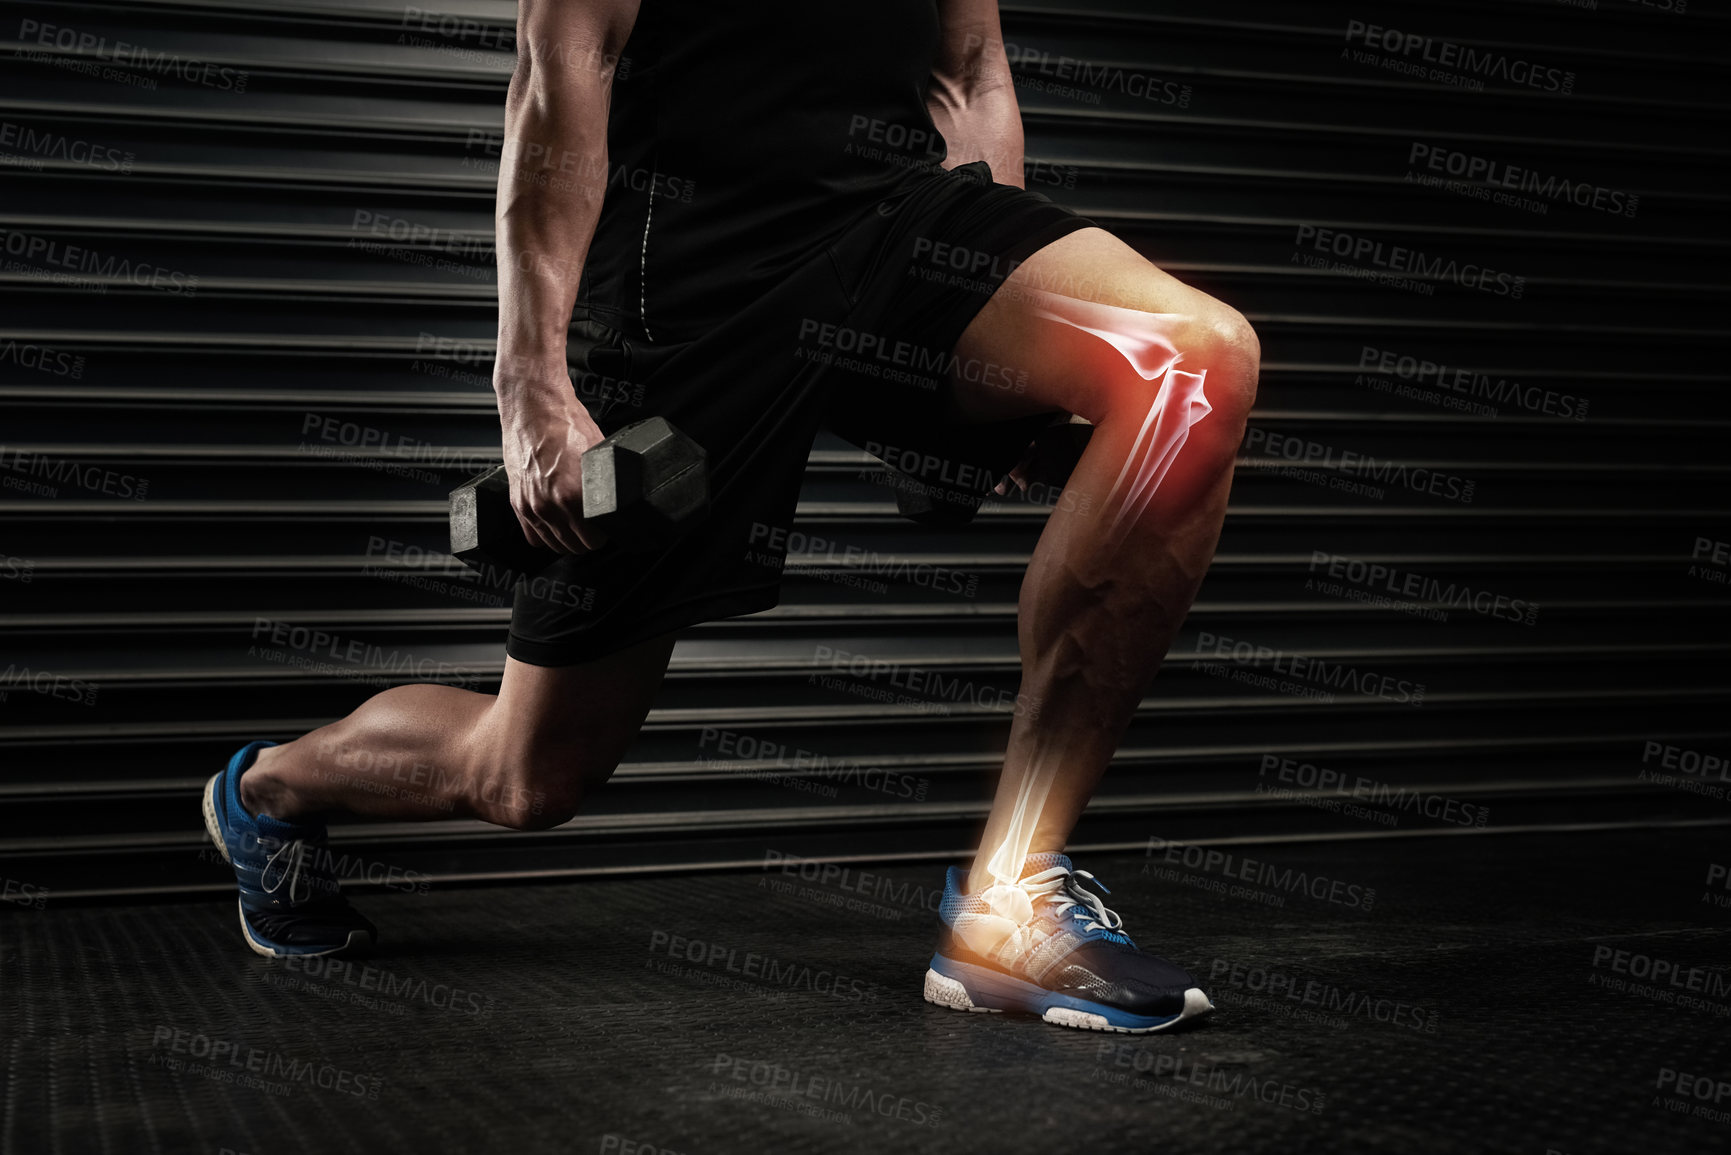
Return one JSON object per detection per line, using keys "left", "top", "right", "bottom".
{"left": 949, "top": 227, "right": 1236, "bottom": 425}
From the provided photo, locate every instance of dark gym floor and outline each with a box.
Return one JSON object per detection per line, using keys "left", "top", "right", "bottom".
{"left": 4, "top": 828, "right": 1730, "bottom": 1155}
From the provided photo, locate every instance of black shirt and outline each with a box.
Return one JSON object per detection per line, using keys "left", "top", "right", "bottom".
{"left": 578, "top": 0, "right": 948, "bottom": 344}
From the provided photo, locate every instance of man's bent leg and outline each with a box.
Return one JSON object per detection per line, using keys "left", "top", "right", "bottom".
{"left": 203, "top": 633, "right": 676, "bottom": 957}
{"left": 241, "top": 633, "right": 679, "bottom": 831}
{"left": 947, "top": 227, "right": 1260, "bottom": 898}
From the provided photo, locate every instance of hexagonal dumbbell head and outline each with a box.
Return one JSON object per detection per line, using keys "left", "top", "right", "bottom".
{"left": 580, "top": 417, "right": 708, "bottom": 540}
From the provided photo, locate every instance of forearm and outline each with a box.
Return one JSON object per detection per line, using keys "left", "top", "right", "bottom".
{"left": 493, "top": 59, "right": 614, "bottom": 405}
{"left": 490, "top": 7, "right": 636, "bottom": 553}
{"left": 927, "top": 47, "right": 1024, "bottom": 187}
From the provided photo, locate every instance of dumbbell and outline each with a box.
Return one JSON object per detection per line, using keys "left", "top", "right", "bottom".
{"left": 893, "top": 420, "right": 1094, "bottom": 526}
{"left": 448, "top": 416, "right": 708, "bottom": 577}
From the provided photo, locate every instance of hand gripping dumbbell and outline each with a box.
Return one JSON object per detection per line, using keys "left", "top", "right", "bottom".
{"left": 894, "top": 419, "right": 1094, "bottom": 527}
{"left": 448, "top": 416, "right": 708, "bottom": 577}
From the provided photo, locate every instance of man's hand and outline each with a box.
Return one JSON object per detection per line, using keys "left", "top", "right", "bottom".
{"left": 497, "top": 361, "right": 610, "bottom": 555}
{"left": 994, "top": 417, "right": 1093, "bottom": 496}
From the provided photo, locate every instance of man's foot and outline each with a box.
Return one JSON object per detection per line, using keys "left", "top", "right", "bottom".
{"left": 202, "top": 740, "right": 377, "bottom": 958}
{"left": 924, "top": 853, "right": 1212, "bottom": 1033}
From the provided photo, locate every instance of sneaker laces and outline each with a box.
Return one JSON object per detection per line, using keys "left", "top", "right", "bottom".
{"left": 261, "top": 836, "right": 318, "bottom": 905}
{"left": 1019, "top": 866, "right": 1125, "bottom": 935}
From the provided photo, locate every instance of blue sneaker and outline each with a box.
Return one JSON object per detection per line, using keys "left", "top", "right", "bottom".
{"left": 202, "top": 740, "right": 377, "bottom": 958}
{"left": 924, "top": 853, "right": 1212, "bottom": 1033}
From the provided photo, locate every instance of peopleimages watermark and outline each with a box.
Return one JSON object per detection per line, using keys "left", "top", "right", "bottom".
{"left": 1703, "top": 863, "right": 1731, "bottom": 911}
{"left": 305, "top": 733, "right": 541, "bottom": 820}
{"left": 1195, "top": 629, "right": 1426, "bottom": 707}
{"left": 0, "top": 227, "right": 198, "bottom": 294}
{"left": 744, "top": 521, "right": 982, "bottom": 599}
{"left": 905, "top": 236, "right": 1120, "bottom": 306}
{"left": 1356, "top": 344, "right": 1589, "bottom": 421}
{"left": 707, "top": 1054, "right": 945, "bottom": 1128}
{"left": 699, "top": 729, "right": 931, "bottom": 801}
{"left": 865, "top": 454, "right": 1094, "bottom": 520}
{"left": 0, "top": 662, "right": 98, "bottom": 707}
{"left": 0, "top": 121, "right": 134, "bottom": 173}
{"left": 1342, "top": 19, "right": 1575, "bottom": 94}
{"left": 1, "top": 876, "right": 49, "bottom": 910}
{"left": 396, "top": 6, "right": 512, "bottom": 52}
{"left": 362, "top": 535, "right": 600, "bottom": 612}
{"left": 461, "top": 131, "right": 692, "bottom": 204}
{"left": 348, "top": 209, "right": 492, "bottom": 279}
{"left": 415, "top": 19, "right": 628, "bottom": 77}
{"left": 599, "top": 1137, "right": 690, "bottom": 1155}
{"left": 809, "top": 643, "right": 1038, "bottom": 718}
{"left": 961, "top": 34, "right": 1192, "bottom": 108}
{"left": 795, "top": 317, "right": 1028, "bottom": 393}
{"left": 843, "top": 113, "right": 945, "bottom": 167}
{"left": 148, "top": 1025, "right": 383, "bottom": 1099}
{"left": 1091, "top": 1042, "right": 1325, "bottom": 1114}
{"left": 412, "top": 334, "right": 647, "bottom": 417}
{"left": 1293, "top": 224, "right": 1525, "bottom": 298}
{"left": 1307, "top": 550, "right": 1538, "bottom": 627}
{"left": 298, "top": 412, "right": 491, "bottom": 485}
{"left": 1589, "top": 945, "right": 1731, "bottom": 1019}
{"left": 1558, "top": 0, "right": 1688, "bottom": 12}
{"left": 1690, "top": 536, "right": 1729, "bottom": 588}
{"left": 864, "top": 440, "right": 1000, "bottom": 496}
{"left": 0, "top": 337, "right": 84, "bottom": 379}
{"left": 1653, "top": 1068, "right": 1731, "bottom": 1127}
{"left": 15, "top": 19, "right": 249, "bottom": 93}
{"left": 761, "top": 851, "right": 943, "bottom": 917}
{"left": 1244, "top": 427, "right": 1477, "bottom": 505}
{"left": 1406, "top": 143, "right": 1637, "bottom": 219}
{"left": 1144, "top": 836, "right": 1378, "bottom": 912}
{"left": 253, "top": 952, "right": 495, "bottom": 1018}
{"left": 1257, "top": 754, "right": 1489, "bottom": 829}
{"left": 647, "top": 930, "right": 881, "bottom": 1003}
{"left": 1639, "top": 740, "right": 1731, "bottom": 802}
{"left": 0, "top": 445, "right": 148, "bottom": 501}
{"left": 248, "top": 618, "right": 482, "bottom": 688}
{"left": 196, "top": 835, "right": 432, "bottom": 896}
{"left": 1206, "top": 957, "right": 1440, "bottom": 1033}
{"left": 1601, "top": 0, "right": 1688, "bottom": 13}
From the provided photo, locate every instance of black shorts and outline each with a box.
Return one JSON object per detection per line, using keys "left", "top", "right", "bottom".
{"left": 506, "top": 161, "right": 1095, "bottom": 666}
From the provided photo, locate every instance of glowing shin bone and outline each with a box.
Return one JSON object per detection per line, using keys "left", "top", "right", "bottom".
{"left": 957, "top": 293, "right": 1214, "bottom": 958}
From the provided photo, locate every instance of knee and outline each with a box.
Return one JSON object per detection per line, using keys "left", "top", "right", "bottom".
{"left": 1185, "top": 306, "right": 1260, "bottom": 428}
{"left": 1078, "top": 300, "right": 1259, "bottom": 431}
{"left": 470, "top": 746, "right": 587, "bottom": 832}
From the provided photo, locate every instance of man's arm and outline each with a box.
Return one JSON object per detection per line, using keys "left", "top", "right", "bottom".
{"left": 494, "top": 0, "right": 639, "bottom": 553}
{"left": 927, "top": 0, "right": 1024, "bottom": 188}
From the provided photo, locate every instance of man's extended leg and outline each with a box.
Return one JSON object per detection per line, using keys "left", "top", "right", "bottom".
{"left": 204, "top": 633, "right": 676, "bottom": 956}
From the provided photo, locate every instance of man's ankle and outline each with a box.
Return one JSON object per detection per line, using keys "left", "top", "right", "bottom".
{"left": 964, "top": 847, "right": 1065, "bottom": 895}
{"left": 238, "top": 745, "right": 299, "bottom": 822}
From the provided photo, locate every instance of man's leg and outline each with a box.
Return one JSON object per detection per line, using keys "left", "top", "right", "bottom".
{"left": 241, "top": 633, "right": 678, "bottom": 830}
{"left": 204, "top": 632, "right": 676, "bottom": 957}
{"left": 947, "top": 227, "right": 1260, "bottom": 894}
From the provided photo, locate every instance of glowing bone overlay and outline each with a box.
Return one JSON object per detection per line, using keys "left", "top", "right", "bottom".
{"left": 959, "top": 291, "right": 1213, "bottom": 959}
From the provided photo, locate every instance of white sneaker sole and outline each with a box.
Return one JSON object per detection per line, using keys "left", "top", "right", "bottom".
{"left": 924, "top": 966, "right": 1214, "bottom": 1034}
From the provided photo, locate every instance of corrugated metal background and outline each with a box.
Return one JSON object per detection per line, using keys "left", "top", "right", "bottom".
{"left": 1, "top": 0, "right": 1726, "bottom": 900}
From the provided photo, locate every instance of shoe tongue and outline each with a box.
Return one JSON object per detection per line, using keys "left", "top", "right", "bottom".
{"left": 254, "top": 812, "right": 324, "bottom": 842}
{"left": 1020, "top": 852, "right": 1072, "bottom": 878}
